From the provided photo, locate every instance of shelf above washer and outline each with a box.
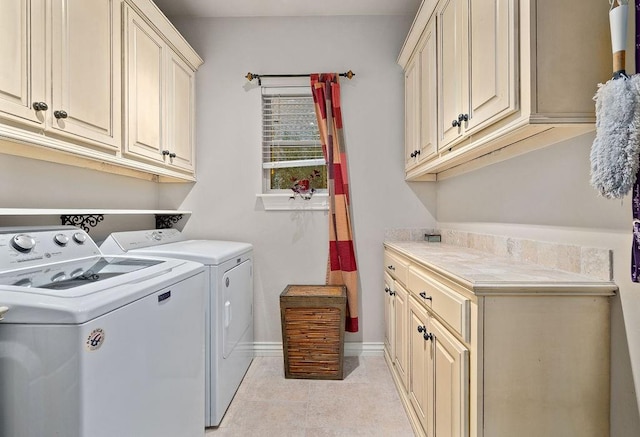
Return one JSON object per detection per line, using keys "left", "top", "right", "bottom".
{"left": 0, "top": 209, "right": 192, "bottom": 232}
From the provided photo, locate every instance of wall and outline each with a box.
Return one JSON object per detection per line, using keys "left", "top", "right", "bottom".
{"left": 0, "top": 153, "right": 159, "bottom": 239}
{"left": 437, "top": 132, "right": 640, "bottom": 435}
{"left": 160, "top": 15, "right": 437, "bottom": 346}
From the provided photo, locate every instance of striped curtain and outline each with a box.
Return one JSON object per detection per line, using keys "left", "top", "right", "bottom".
{"left": 311, "top": 73, "right": 358, "bottom": 332}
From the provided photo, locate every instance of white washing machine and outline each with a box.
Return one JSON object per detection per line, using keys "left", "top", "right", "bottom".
{"left": 101, "top": 229, "right": 254, "bottom": 427}
{"left": 0, "top": 226, "right": 206, "bottom": 437}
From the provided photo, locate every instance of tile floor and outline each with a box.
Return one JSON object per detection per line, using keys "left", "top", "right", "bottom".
{"left": 205, "top": 355, "right": 416, "bottom": 436}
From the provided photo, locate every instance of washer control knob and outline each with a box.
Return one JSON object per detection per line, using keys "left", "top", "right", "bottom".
{"left": 11, "top": 234, "right": 36, "bottom": 253}
{"left": 13, "top": 278, "right": 32, "bottom": 287}
{"left": 70, "top": 268, "right": 84, "bottom": 278}
{"left": 73, "top": 232, "right": 87, "bottom": 244}
{"left": 54, "top": 233, "right": 70, "bottom": 246}
{"left": 51, "top": 272, "right": 66, "bottom": 282}
{"left": 151, "top": 231, "right": 162, "bottom": 241}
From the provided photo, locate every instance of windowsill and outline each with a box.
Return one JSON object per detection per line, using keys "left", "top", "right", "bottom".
{"left": 256, "top": 193, "right": 329, "bottom": 211}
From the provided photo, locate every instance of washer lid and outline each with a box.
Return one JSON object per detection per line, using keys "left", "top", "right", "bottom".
{"left": 129, "top": 240, "right": 252, "bottom": 265}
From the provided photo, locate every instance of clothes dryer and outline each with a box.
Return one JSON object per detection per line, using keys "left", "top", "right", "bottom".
{"left": 101, "top": 229, "right": 253, "bottom": 426}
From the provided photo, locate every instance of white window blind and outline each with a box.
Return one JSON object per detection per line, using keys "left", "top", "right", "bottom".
{"left": 261, "top": 87, "right": 326, "bottom": 192}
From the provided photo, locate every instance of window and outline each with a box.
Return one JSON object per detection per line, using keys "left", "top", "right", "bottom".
{"left": 261, "top": 87, "right": 327, "bottom": 194}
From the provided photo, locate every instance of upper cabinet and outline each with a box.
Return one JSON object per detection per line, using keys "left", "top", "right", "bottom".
{"left": 0, "top": 0, "right": 203, "bottom": 182}
{"left": 399, "top": 0, "right": 610, "bottom": 180}
{"left": 49, "top": 0, "right": 121, "bottom": 150}
{"left": 0, "top": 0, "right": 46, "bottom": 126}
{"left": 123, "top": 4, "right": 196, "bottom": 173}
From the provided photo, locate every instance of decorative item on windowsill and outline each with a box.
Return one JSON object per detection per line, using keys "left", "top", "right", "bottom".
{"left": 290, "top": 169, "right": 322, "bottom": 200}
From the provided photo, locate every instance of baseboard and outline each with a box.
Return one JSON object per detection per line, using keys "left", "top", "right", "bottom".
{"left": 252, "top": 342, "right": 385, "bottom": 357}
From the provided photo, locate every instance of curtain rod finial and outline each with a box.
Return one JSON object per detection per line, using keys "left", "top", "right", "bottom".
{"left": 246, "top": 72, "right": 257, "bottom": 81}
{"left": 344, "top": 70, "right": 355, "bottom": 79}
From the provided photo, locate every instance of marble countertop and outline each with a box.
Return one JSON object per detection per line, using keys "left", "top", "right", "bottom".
{"left": 384, "top": 241, "right": 618, "bottom": 294}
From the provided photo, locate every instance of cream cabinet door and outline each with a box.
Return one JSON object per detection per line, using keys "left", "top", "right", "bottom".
{"left": 0, "top": 0, "right": 45, "bottom": 126}
{"left": 393, "top": 281, "right": 409, "bottom": 391}
{"left": 404, "top": 57, "right": 420, "bottom": 171}
{"left": 49, "top": 0, "right": 121, "bottom": 150}
{"left": 431, "top": 318, "right": 469, "bottom": 437}
{"left": 466, "top": 0, "right": 517, "bottom": 133}
{"left": 124, "top": 4, "right": 166, "bottom": 163}
{"left": 437, "top": 0, "right": 467, "bottom": 149}
{"left": 418, "top": 16, "right": 437, "bottom": 162}
{"left": 165, "top": 51, "right": 195, "bottom": 172}
{"left": 408, "top": 297, "right": 433, "bottom": 436}
{"left": 384, "top": 272, "right": 395, "bottom": 359}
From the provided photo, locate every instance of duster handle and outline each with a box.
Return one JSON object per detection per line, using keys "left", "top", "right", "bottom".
{"left": 610, "top": 3, "right": 628, "bottom": 73}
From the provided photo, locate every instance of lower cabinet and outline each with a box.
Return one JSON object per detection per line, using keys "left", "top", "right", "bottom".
{"left": 409, "top": 293, "right": 469, "bottom": 437}
{"left": 393, "top": 281, "right": 409, "bottom": 391}
{"left": 383, "top": 245, "right": 614, "bottom": 437}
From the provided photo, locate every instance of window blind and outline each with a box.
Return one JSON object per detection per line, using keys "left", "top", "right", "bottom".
{"left": 261, "top": 93, "right": 324, "bottom": 170}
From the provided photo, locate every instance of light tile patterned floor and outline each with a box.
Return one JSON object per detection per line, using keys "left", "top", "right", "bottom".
{"left": 205, "top": 356, "right": 416, "bottom": 437}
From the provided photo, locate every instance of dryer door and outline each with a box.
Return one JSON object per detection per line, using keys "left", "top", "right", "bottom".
{"left": 222, "top": 259, "right": 252, "bottom": 359}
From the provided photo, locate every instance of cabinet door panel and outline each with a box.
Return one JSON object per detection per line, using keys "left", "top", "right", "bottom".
{"left": 393, "top": 282, "right": 409, "bottom": 390}
{"left": 0, "top": 0, "right": 45, "bottom": 125}
{"left": 419, "top": 17, "right": 437, "bottom": 160}
{"left": 408, "top": 298, "right": 433, "bottom": 435}
{"left": 404, "top": 59, "right": 419, "bottom": 170}
{"left": 384, "top": 272, "right": 395, "bottom": 358}
{"left": 50, "top": 0, "right": 120, "bottom": 149}
{"left": 125, "top": 7, "right": 165, "bottom": 162}
{"left": 437, "top": 0, "right": 464, "bottom": 148}
{"left": 467, "top": 0, "right": 516, "bottom": 132}
{"left": 432, "top": 318, "right": 469, "bottom": 437}
{"left": 166, "top": 52, "right": 194, "bottom": 172}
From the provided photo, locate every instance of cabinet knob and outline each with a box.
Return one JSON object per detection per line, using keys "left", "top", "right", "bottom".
{"left": 387, "top": 265, "right": 395, "bottom": 271}
{"left": 384, "top": 286, "right": 390, "bottom": 294}
{"left": 458, "top": 113, "right": 468, "bottom": 122}
{"left": 417, "top": 325, "right": 427, "bottom": 333}
{"left": 423, "top": 332, "right": 434, "bottom": 341}
{"left": 162, "top": 150, "right": 170, "bottom": 156}
{"left": 419, "top": 291, "right": 432, "bottom": 301}
{"left": 169, "top": 152, "right": 176, "bottom": 158}
{"left": 410, "top": 151, "right": 416, "bottom": 158}
{"left": 54, "top": 110, "right": 68, "bottom": 119}
{"left": 415, "top": 150, "right": 420, "bottom": 156}
{"left": 389, "top": 290, "right": 396, "bottom": 296}
{"left": 32, "top": 102, "right": 48, "bottom": 111}
{"left": 451, "top": 119, "right": 460, "bottom": 127}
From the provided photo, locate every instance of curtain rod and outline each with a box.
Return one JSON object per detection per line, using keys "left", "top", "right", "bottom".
{"left": 245, "top": 70, "right": 355, "bottom": 85}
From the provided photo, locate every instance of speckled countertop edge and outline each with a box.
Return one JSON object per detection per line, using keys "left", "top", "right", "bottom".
{"left": 384, "top": 240, "right": 618, "bottom": 296}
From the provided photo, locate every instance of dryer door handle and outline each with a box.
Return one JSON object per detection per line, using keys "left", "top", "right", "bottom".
{"left": 224, "top": 301, "right": 232, "bottom": 328}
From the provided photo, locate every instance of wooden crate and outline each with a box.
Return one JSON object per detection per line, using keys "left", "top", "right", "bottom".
{"left": 280, "top": 284, "right": 346, "bottom": 380}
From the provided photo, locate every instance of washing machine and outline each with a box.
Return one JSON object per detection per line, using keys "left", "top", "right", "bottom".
{"left": 0, "top": 226, "right": 206, "bottom": 437}
{"left": 100, "top": 229, "right": 254, "bottom": 426}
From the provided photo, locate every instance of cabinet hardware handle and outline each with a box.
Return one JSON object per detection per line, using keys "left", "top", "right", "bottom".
{"left": 419, "top": 291, "right": 432, "bottom": 301}
{"left": 458, "top": 113, "right": 468, "bottom": 122}
{"left": 384, "top": 287, "right": 390, "bottom": 294}
{"left": 169, "top": 152, "right": 176, "bottom": 158}
{"left": 415, "top": 150, "right": 420, "bottom": 156}
{"left": 162, "top": 150, "right": 170, "bottom": 156}
{"left": 54, "top": 110, "right": 68, "bottom": 119}
{"left": 389, "top": 291, "right": 396, "bottom": 296}
{"left": 32, "top": 102, "right": 48, "bottom": 111}
{"left": 410, "top": 151, "right": 416, "bottom": 158}
{"left": 417, "top": 325, "right": 433, "bottom": 341}
{"left": 387, "top": 265, "right": 395, "bottom": 271}
{"left": 451, "top": 119, "right": 460, "bottom": 127}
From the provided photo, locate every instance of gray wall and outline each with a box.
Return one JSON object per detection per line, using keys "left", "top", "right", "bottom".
{"left": 160, "top": 15, "right": 437, "bottom": 345}
{"left": 437, "top": 132, "right": 640, "bottom": 435}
